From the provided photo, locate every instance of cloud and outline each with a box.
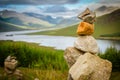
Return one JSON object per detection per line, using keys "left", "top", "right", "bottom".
{"left": 0, "top": 0, "right": 79, "bottom": 5}
{"left": 44, "top": 6, "right": 68, "bottom": 13}
{"left": 98, "top": 0, "right": 120, "bottom": 3}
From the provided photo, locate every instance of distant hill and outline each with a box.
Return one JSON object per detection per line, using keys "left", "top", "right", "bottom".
{"left": 55, "top": 17, "right": 80, "bottom": 28}
{"left": 0, "top": 10, "right": 54, "bottom": 29}
{"left": 95, "top": 5, "right": 119, "bottom": 17}
{"left": 94, "top": 8, "right": 120, "bottom": 37}
{"left": 24, "top": 12, "right": 79, "bottom": 27}
{"left": 29, "top": 9, "right": 120, "bottom": 38}
{"left": 23, "top": 12, "right": 63, "bottom": 24}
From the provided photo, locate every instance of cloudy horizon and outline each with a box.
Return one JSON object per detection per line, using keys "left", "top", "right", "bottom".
{"left": 0, "top": 0, "right": 120, "bottom": 18}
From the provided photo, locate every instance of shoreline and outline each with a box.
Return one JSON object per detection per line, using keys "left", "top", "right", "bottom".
{"left": 97, "top": 37, "right": 120, "bottom": 41}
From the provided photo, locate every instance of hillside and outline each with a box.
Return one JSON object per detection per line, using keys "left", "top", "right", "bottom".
{"left": 23, "top": 12, "right": 63, "bottom": 24}
{"left": 0, "top": 10, "right": 54, "bottom": 29}
{"left": 24, "top": 12, "right": 79, "bottom": 27}
{"left": 95, "top": 5, "right": 119, "bottom": 16}
{"left": 0, "top": 20, "right": 26, "bottom": 32}
{"left": 28, "top": 9, "right": 120, "bottom": 39}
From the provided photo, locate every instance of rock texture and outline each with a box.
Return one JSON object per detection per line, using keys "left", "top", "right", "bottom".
{"left": 74, "top": 36, "right": 99, "bottom": 54}
{"left": 69, "top": 53, "right": 112, "bottom": 80}
{"left": 64, "top": 47, "right": 84, "bottom": 68}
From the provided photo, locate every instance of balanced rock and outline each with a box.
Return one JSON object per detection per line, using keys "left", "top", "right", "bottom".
{"left": 74, "top": 36, "right": 99, "bottom": 54}
{"left": 69, "top": 53, "right": 112, "bottom": 80}
{"left": 64, "top": 47, "right": 84, "bottom": 68}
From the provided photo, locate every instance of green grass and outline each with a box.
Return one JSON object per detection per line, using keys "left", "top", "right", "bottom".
{"left": 28, "top": 24, "right": 78, "bottom": 37}
{"left": 0, "top": 40, "right": 68, "bottom": 71}
{"left": 0, "top": 40, "right": 120, "bottom": 80}
{"left": 27, "top": 20, "right": 120, "bottom": 38}
{"left": 0, "top": 67, "right": 68, "bottom": 80}
{"left": 98, "top": 47, "right": 120, "bottom": 71}
{"left": 0, "top": 40, "right": 68, "bottom": 80}
{"left": 0, "top": 67, "right": 120, "bottom": 80}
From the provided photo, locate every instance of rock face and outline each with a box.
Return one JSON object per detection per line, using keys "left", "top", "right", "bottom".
{"left": 69, "top": 53, "right": 112, "bottom": 80}
{"left": 64, "top": 47, "right": 84, "bottom": 68}
{"left": 74, "top": 36, "right": 99, "bottom": 54}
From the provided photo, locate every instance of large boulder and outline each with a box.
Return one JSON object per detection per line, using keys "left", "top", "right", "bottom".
{"left": 64, "top": 47, "right": 84, "bottom": 68}
{"left": 69, "top": 53, "right": 112, "bottom": 80}
{"left": 74, "top": 36, "right": 99, "bottom": 54}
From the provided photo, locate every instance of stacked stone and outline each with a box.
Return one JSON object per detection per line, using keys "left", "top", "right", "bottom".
{"left": 4, "top": 56, "right": 23, "bottom": 80}
{"left": 64, "top": 8, "right": 112, "bottom": 80}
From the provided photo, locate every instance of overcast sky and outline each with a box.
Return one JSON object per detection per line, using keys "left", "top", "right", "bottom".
{"left": 0, "top": 0, "right": 120, "bottom": 18}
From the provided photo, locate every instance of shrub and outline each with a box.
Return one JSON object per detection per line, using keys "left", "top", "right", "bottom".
{"left": 98, "top": 47, "right": 120, "bottom": 71}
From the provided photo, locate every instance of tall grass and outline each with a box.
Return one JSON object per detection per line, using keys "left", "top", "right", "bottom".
{"left": 98, "top": 47, "right": 120, "bottom": 71}
{"left": 0, "top": 40, "right": 120, "bottom": 80}
{"left": 0, "top": 40, "right": 68, "bottom": 71}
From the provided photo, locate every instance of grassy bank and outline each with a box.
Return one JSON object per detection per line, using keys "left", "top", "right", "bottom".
{"left": 27, "top": 24, "right": 78, "bottom": 37}
{"left": 0, "top": 40, "right": 68, "bottom": 80}
{"left": 0, "top": 40, "right": 68, "bottom": 71}
{"left": 0, "top": 40, "right": 120, "bottom": 80}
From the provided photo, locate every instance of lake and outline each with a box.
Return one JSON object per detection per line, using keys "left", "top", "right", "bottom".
{"left": 0, "top": 30, "right": 120, "bottom": 53}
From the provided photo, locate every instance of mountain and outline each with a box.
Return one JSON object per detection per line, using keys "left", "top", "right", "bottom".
{"left": 95, "top": 5, "right": 119, "bottom": 16}
{"left": 0, "top": 20, "right": 25, "bottom": 32}
{"left": 55, "top": 17, "right": 80, "bottom": 27}
{"left": 30, "top": 9, "right": 120, "bottom": 38}
{"left": 0, "top": 10, "right": 54, "bottom": 29}
{"left": 24, "top": 12, "right": 80, "bottom": 28}
{"left": 23, "top": 12, "right": 63, "bottom": 24}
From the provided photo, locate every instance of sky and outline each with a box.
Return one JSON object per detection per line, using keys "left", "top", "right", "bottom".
{"left": 0, "top": 0, "right": 120, "bottom": 18}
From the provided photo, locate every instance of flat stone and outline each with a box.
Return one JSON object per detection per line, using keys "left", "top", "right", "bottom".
{"left": 74, "top": 36, "right": 99, "bottom": 54}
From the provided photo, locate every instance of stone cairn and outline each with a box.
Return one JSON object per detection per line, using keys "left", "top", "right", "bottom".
{"left": 64, "top": 8, "right": 112, "bottom": 80}
{"left": 4, "top": 55, "right": 23, "bottom": 80}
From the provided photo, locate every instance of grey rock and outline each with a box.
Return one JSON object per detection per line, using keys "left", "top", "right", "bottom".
{"left": 64, "top": 47, "right": 84, "bottom": 68}
{"left": 74, "top": 36, "right": 99, "bottom": 54}
{"left": 69, "top": 53, "right": 112, "bottom": 80}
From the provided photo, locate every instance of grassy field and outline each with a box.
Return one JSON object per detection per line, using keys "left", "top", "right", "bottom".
{"left": 0, "top": 67, "right": 120, "bottom": 80}
{"left": 0, "top": 40, "right": 120, "bottom": 80}
{"left": 0, "top": 67, "right": 68, "bottom": 80}
{"left": 27, "top": 9, "right": 120, "bottom": 39}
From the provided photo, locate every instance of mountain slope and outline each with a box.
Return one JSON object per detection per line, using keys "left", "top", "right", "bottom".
{"left": 23, "top": 12, "right": 63, "bottom": 24}
{"left": 0, "top": 20, "right": 25, "bottom": 32}
{"left": 28, "top": 9, "right": 120, "bottom": 38}
{"left": 95, "top": 5, "right": 119, "bottom": 17}
{"left": 24, "top": 12, "right": 79, "bottom": 27}
{"left": 0, "top": 10, "right": 54, "bottom": 28}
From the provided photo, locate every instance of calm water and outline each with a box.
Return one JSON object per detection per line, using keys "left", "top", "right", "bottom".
{"left": 0, "top": 30, "right": 120, "bottom": 53}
